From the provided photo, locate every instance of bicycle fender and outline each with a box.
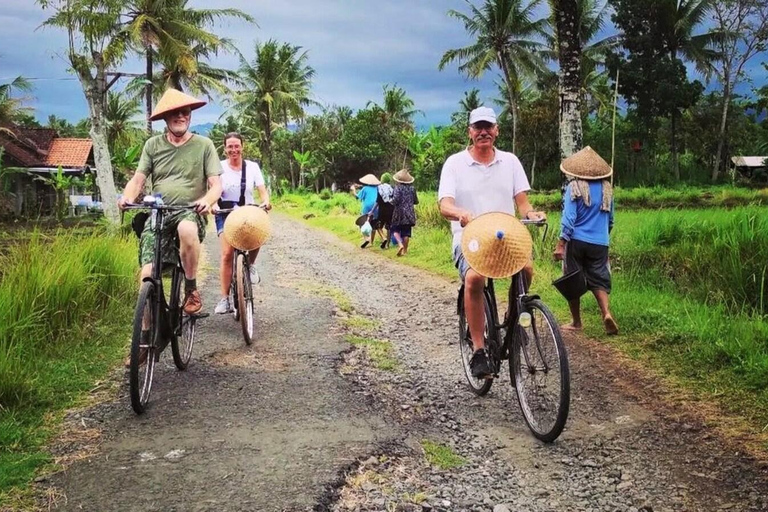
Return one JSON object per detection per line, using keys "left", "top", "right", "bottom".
{"left": 456, "top": 285, "right": 465, "bottom": 315}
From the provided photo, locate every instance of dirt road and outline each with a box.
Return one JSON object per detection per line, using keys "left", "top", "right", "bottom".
{"left": 46, "top": 214, "right": 768, "bottom": 511}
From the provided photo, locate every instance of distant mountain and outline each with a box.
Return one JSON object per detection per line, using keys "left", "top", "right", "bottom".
{"left": 190, "top": 123, "right": 214, "bottom": 136}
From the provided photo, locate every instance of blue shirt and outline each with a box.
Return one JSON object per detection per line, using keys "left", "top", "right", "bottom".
{"left": 357, "top": 185, "right": 378, "bottom": 216}
{"left": 559, "top": 181, "right": 614, "bottom": 247}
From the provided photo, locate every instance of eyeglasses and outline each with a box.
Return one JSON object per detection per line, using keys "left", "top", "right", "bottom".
{"left": 171, "top": 108, "right": 192, "bottom": 118}
{"left": 470, "top": 122, "right": 495, "bottom": 132}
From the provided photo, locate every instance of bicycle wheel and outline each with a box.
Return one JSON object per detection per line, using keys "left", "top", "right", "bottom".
{"left": 458, "top": 291, "right": 495, "bottom": 396}
{"left": 235, "top": 253, "right": 254, "bottom": 345}
{"left": 510, "top": 299, "right": 570, "bottom": 443}
{"left": 231, "top": 263, "right": 240, "bottom": 322}
{"left": 170, "top": 268, "right": 195, "bottom": 370}
{"left": 130, "top": 281, "right": 158, "bottom": 415}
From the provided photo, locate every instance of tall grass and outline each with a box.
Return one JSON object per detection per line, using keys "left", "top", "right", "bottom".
{"left": 619, "top": 208, "right": 768, "bottom": 316}
{"left": 0, "top": 228, "right": 135, "bottom": 497}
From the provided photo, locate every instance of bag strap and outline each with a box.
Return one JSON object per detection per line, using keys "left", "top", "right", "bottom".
{"left": 238, "top": 159, "right": 247, "bottom": 207}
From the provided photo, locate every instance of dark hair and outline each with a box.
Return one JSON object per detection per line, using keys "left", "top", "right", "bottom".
{"left": 224, "top": 132, "right": 243, "bottom": 145}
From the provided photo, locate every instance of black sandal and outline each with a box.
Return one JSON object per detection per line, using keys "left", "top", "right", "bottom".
{"left": 360, "top": 241, "right": 370, "bottom": 248}
{"left": 380, "top": 240, "right": 388, "bottom": 249}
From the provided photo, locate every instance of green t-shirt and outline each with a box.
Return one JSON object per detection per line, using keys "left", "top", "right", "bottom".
{"left": 136, "top": 134, "right": 222, "bottom": 205}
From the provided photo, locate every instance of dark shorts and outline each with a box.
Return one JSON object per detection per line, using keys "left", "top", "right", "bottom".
{"left": 392, "top": 224, "right": 413, "bottom": 238}
{"left": 563, "top": 239, "right": 611, "bottom": 293}
{"left": 214, "top": 212, "right": 228, "bottom": 236}
{"left": 139, "top": 210, "right": 206, "bottom": 267}
{"left": 453, "top": 245, "right": 471, "bottom": 281}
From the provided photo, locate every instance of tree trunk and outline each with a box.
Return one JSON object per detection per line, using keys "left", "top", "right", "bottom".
{"left": 145, "top": 47, "right": 153, "bottom": 135}
{"left": 553, "top": 0, "right": 583, "bottom": 159}
{"left": 512, "top": 103, "right": 518, "bottom": 155}
{"left": 713, "top": 78, "right": 731, "bottom": 183}
{"left": 671, "top": 110, "right": 679, "bottom": 181}
{"left": 497, "top": 56, "right": 518, "bottom": 153}
{"left": 77, "top": 52, "right": 119, "bottom": 225}
{"left": 531, "top": 143, "right": 537, "bottom": 188}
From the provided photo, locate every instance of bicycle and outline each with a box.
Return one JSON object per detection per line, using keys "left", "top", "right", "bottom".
{"left": 457, "top": 219, "right": 570, "bottom": 443}
{"left": 217, "top": 204, "right": 269, "bottom": 346}
{"left": 124, "top": 197, "right": 207, "bottom": 414}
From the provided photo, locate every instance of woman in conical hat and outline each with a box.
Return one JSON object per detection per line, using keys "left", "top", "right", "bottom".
{"left": 350, "top": 173, "right": 381, "bottom": 248}
{"left": 553, "top": 146, "right": 618, "bottom": 335}
{"left": 390, "top": 169, "right": 418, "bottom": 256}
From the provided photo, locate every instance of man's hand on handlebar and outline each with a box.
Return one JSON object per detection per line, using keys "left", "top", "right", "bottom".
{"left": 261, "top": 201, "right": 272, "bottom": 212}
{"left": 117, "top": 196, "right": 133, "bottom": 211}
{"left": 525, "top": 210, "right": 547, "bottom": 222}
{"left": 458, "top": 209, "right": 473, "bottom": 227}
{"left": 192, "top": 199, "right": 211, "bottom": 215}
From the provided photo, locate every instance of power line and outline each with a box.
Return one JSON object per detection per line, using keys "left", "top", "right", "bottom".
{"left": 0, "top": 77, "right": 79, "bottom": 81}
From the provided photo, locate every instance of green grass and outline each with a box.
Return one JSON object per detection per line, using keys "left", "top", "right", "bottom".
{"left": 276, "top": 191, "right": 768, "bottom": 440}
{"left": 0, "top": 228, "right": 135, "bottom": 505}
{"left": 345, "top": 335, "right": 399, "bottom": 371}
{"left": 341, "top": 315, "right": 382, "bottom": 332}
{"left": 420, "top": 440, "right": 466, "bottom": 469}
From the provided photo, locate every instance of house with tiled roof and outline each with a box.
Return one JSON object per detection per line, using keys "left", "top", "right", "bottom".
{"left": 0, "top": 124, "right": 95, "bottom": 216}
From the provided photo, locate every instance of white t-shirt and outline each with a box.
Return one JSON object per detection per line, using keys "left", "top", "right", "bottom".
{"left": 219, "top": 159, "right": 265, "bottom": 205}
{"left": 437, "top": 148, "right": 531, "bottom": 249}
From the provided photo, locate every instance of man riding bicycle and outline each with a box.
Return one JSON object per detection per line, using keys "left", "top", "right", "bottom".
{"left": 438, "top": 107, "right": 545, "bottom": 380}
{"left": 212, "top": 132, "right": 271, "bottom": 315}
{"left": 118, "top": 89, "right": 222, "bottom": 316}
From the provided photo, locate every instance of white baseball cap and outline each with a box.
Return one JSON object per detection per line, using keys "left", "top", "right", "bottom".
{"left": 468, "top": 106, "right": 497, "bottom": 125}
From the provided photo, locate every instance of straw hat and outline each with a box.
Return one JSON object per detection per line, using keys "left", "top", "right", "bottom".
{"left": 560, "top": 146, "right": 612, "bottom": 180}
{"left": 460, "top": 212, "right": 533, "bottom": 278}
{"left": 223, "top": 206, "right": 271, "bottom": 251}
{"left": 149, "top": 89, "right": 207, "bottom": 121}
{"left": 359, "top": 174, "right": 381, "bottom": 186}
{"left": 393, "top": 169, "right": 414, "bottom": 184}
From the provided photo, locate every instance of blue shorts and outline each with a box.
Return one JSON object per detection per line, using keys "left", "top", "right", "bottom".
{"left": 453, "top": 245, "right": 470, "bottom": 282}
{"left": 391, "top": 225, "right": 413, "bottom": 238}
{"left": 214, "top": 213, "right": 228, "bottom": 236}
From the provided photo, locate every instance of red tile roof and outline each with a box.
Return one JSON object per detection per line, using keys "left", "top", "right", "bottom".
{"left": 44, "top": 138, "right": 93, "bottom": 168}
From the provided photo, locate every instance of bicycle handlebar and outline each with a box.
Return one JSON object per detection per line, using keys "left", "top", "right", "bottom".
{"left": 122, "top": 203, "right": 198, "bottom": 211}
{"left": 215, "top": 204, "right": 270, "bottom": 214}
{"left": 520, "top": 218, "right": 547, "bottom": 226}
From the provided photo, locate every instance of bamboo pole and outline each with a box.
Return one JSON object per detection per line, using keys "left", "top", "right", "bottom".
{"left": 611, "top": 68, "right": 620, "bottom": 186}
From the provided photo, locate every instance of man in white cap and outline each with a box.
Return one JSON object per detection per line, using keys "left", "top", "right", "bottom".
{"left": 118, "top": 89, "right": 223, "bottom": 319}
{"left": 438, "top": 106, "right": 545, "bottom": 379}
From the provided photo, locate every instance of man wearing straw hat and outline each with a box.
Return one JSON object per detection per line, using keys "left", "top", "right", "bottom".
{"left": 118, "top": 89, "right": 222, "bottom": 317}
{"left": 553, "top": 146, "right": 618, "bottom": 335}
{"left": 438, "top": 106, "right": 545, "bottom": 379}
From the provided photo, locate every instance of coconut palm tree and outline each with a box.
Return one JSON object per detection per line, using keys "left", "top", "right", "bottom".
{"left": 367, "top": 84, "right": 422, "bottom": 131}
{"left": 439, "top": 0, "right": 549, "bottom": 152}
{"left": 104, "top": 91, "right": 143, "bottom": 152}
{"left": 231, "top": 40, "right": 316, "bottom": 169}
{"left": 122, "top": 0, "right": 254, "bottom": 132}
{"left": 0, "top": 76, "right": 33, "bottom": 136}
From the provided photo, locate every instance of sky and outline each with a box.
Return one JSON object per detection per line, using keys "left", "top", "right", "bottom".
{"left": 1, "top": 0, "right": 766, "bottom": 130}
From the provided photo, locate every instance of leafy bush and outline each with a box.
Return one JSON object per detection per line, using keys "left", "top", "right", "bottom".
{"left": 319, "top": 188, "right": 333, "bottom": 200}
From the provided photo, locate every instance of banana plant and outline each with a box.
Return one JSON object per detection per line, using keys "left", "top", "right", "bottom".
{"left": 34, "top": 166, "right": 77, "bottom": 221}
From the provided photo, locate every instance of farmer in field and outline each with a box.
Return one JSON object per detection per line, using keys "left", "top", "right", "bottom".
{"left": 118, "top": 89, "right": 222, "bottom": 318}
{"left": 438, "top": 106, "right": 545, "bottom": 379}
{"left": 553, "top": 146, "right": 619, "bottom": 335}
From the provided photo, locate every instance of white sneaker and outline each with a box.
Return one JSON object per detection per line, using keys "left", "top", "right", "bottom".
{"left": 249, "top": 265, "right": 260, "bottom": 285}
{"left": 214, "top": 296, "right": 231, "bottom": 314}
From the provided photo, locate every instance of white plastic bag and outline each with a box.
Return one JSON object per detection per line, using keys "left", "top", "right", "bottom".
{"left": 360, "top": 220, "right": 372, "bottom": 236}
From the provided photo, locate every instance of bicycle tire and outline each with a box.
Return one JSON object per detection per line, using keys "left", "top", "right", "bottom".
{"left": 130, "top": 281, "right": 158, "bottom": 415}
{"left": 510, "top": 299, "right": 570, "bottom": 443}
{"left": 458, "top": 291, "right": 495, "bottom": 396}
{"left": 231, "top": 265, "right": 240, "bottom": 322}
{"left": 170, "top": 268, "right": 195, "bottom": 370}
{"left": 236, "top": 253, "right": 254, "bottom": 345}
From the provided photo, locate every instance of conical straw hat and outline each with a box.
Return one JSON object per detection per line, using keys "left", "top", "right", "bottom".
{"left": 393, "top": 169, "right": 414, "bottom": 184}
{"left": 560, "top": 146, "right": 612, "bottom": 180}
{"left": 359, "top": 174, "right": 381, "bottom": 186}
{"left": 461, "top": 212, "right": 533, "bottom": 278}
{"left": 149, "top": 89, "right": 207, "bottom": 121}
{"left": 223, "top": 206, "right": 271, "bottom": 251}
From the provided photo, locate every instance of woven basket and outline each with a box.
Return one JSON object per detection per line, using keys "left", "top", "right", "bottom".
{"left": 460, "top": 212, "right": 533, "bottom": 278}
{"left": 223, "top": 206, "right": 271, "bottom": 251}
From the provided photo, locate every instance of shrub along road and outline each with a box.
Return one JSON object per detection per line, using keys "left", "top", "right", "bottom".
{"left": 44, "top": 214, "right": 768, "bottom": 511}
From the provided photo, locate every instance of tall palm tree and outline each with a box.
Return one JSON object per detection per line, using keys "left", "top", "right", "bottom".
{"left": 452, "top": 88, "right": 484, "bottom": 125}
{"left": 367, "top": 84, "right": 422, "bottom": 131}
{"left": 661, "top": 0, "right": 720, "bottom": 178}
{"left": 104, "top": 91, "right": 143, "bottom": 152}
{"left": 0, "top": 76, "right": 33, "bottom": 136}
{"left": 549, "top": 0, "right": 583, "bottom": 157}
{"left": 439, "top": 0, "right": 549, "bottom": 152}
{"left": 231, "top": 40, "right": 316, "bottom": 169}
{"left": 123, "top": 0, "right": 254, "bottom": 132}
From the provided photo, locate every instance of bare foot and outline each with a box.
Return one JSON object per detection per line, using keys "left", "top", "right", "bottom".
{"left": 561, "top": 323, "right": 583, "bottom": 332}
{"left": 604, "top": 316, "right": 619, "bottom": 335}
{"left": 397, "top": 246, "right": 405, "bottom": 257}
